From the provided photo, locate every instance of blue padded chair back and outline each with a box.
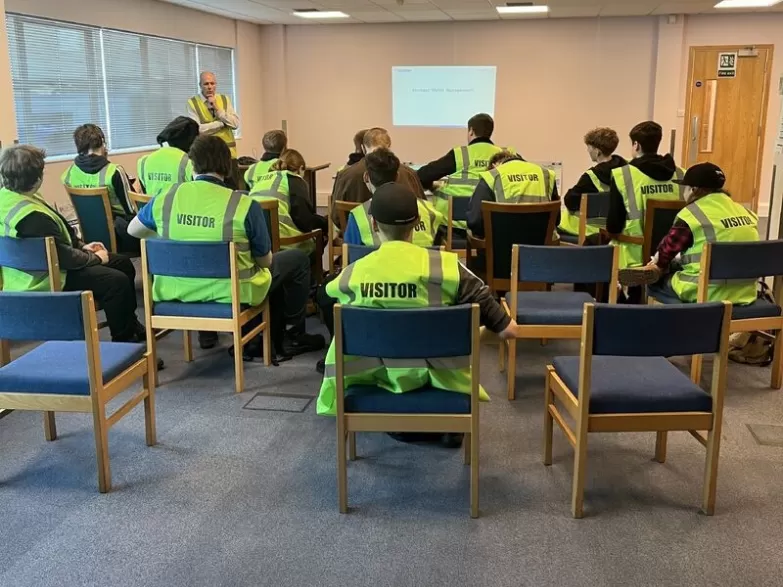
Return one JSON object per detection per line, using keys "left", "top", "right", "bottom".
{"left": 709, "top": 240, "right": 783, "bottom": 280}
{"left": 145, "top": 240, "right": 231, "bottom": 279}
{"left": 68, "top": 192, "right": 114, "bottom": 251}
{"left": 488, "top": 206, "right": 556, "bottom": 280}
{"left": 584, "top": 192, "right": 611, "bottom": 221}
{"left": 452, "top": 197, "right": 471, "bottom": 222}
{"left": 644, "top": 203, "right": 685, "bottom": 262}
{"left": 344, "top": 244, "right": 376, "bottom": 264}
{"left": 591, "top": 302, "right": 726, "bottom": 357}
{"left": 0, "top": 237, "right": 48, "bottom": 272}
{"left": 517, "top": 244, "right": 614, "bottom": 284}
{"left": 0, "top": 291, "right": 86, "bottom": 341}
{"left": 340, "top": 305, "right": 473, "bottom": 358}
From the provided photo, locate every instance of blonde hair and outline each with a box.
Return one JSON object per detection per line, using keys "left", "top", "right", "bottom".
{"left": 362, "top": 127, "right": 391, "bottom": 150}
{"left": 271, "top": 149, "right": 306, "bottom": 173}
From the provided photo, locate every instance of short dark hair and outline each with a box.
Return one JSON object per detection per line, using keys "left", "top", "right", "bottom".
{"left": 584, "top": 128, "right": 619, "bottom": 157}
{"left": 189, "top": 135, "right": 232, "bottom": 177}
{"left": 468, "top": 113, "right": 494, "bottom": 139}
{"left": 629, "top": 121, "right": 663, "bottom": 154}
{"left": 73, "top": 124, "right": 106, "bottom": 155}
{"left": 262, "top": 130, "right": 287, "bottom": 153}
{"left": 0, "top": 145, "right": 46, "bottom": 193}
{"left": 365, "top": 148, "right": 400, "bottom": 187}
{"left": 488, "top": 150, "right": 521, "bottom": 169}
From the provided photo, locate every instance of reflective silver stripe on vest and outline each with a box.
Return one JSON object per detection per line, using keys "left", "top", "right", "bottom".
{"left": 64, "top": 165, "right": 74, "bottom": 186}
{"left": 266, "top": 174, "right": 285, "bottom": 198}
{"left": 676, "top": 273, "right": 700, "bottom": 284}
{"left": 514, "top": 195, "right": 549, "bottom": 204}
{"left": 338, "top": 262, "right": 357, "bottom": 304}
{"left": 542, "top": 165, "right": 551, "bottom": 198}
{"left": 223, "top": 191, "right": 243, "bottom": 242}
{"left": 238, "top": 267, "right": 259, "bottom": 280}
{"left": 446, "top": 177, "right": 481, "bottom": 187}
{"left": 98, "top": 165, "right": 109, "bottom": 186}
{"left": 489, "top": 168, "right": 505, "bottom": 202}
{"left": 687, "top": 202, "right": 717, "bottom": 243}
{"left": 427, "top": 249, "right": 444, "bottom": 307}
{"left": 190, "top": 97, "right": 208, "bottom": 124}
{"left": 159, "top": 184, "right": 178, "bottom": 240}
{"left": 459, "top": 146, "right": 470, "bottom": 178}
{"left": 139, "top": 156, "right": 147, "bottom": 186}
{"left": 3, "top": 200, "right": 29, "bottom": 236}
{"left": 324, "top": 355, "right": 471, "bottom": 378}
{"left": 680, "top": 253, "right": 701, "bottom": 265}
{"left": 362, "top": 200, "right": 380, "bottom": 246}
{"left": 247, "top": 163, "right": 258, "bottom": 185}
{"left": 675, "top": 168, "right": 685, "bottom": 200}
{"left": 235, "top": 242, "right": 250, "bottom": 252}
{"left": 178, "top": 153, "right": 189, "bottom": 183}
{"left": 621, "top": 165, "right": 640, "bottom": 221}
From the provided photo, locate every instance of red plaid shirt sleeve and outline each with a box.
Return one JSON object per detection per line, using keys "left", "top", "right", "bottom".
{"left": 656, "top": 222, "right": 694, "bottom": 269}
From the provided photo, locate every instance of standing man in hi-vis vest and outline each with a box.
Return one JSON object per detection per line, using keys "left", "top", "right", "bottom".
{"left": 560, "top": 128, "right": 626, "bottom": 238}
{"left": 129, "top": 136, "right": 324, "bottom": 360}
{"left": 315, "top": 183, "right": 519, "bottom": 446}
{"left": 343, "top": 148, "right": 446, "bottom": 248}
{"left": 244, "top": 130, "right": 287, "bottom": 191}
{"left": 137, "top": 117, "right": 198, "bottom": 197}
{"left": 605, "top": 121, "right": 685, "bottom": 274}
{"left": 466, "top": 151, "right": 560, "bottom": 238}
{"left": 187, "top": 72, "right": 239, "bottom": 159}
{"left": 1, "top": 145, "right": 157, "bottom": 351}
{"left": 61, "top": 124, "right": 138, "bottom": 254}
{"left": 417, "top": 113, "right": 505, "bottom": 231}
{"left": 619, "top": 162, "right": 759, "bottom": 304}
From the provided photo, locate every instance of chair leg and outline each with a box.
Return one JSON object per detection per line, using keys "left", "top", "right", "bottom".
{"left": 463, "top": 433, "right": 471, "bottom": 465}
{"left": 91, "top": 403, "right": 111, "bottom": 493}
{"left": 770, "top": 330, "right": 783, "bottom": 389}
{"left": 702, "top": 427, "right": 722, "bottom": 515}
{"left": 654, "top": 431, "right": 667, "bottom": 463}
{"left": 183, "top": 331, "right": 193, "bottom": 363}
{"left": 337, "top": 419, "right": 348, "bottom": 514}
{"left": 233, "top": 329, "right": 244, "bottom": 394}
{"left": 348, "top": 432, "right": 357, "bottom": 461}
{"left": 507, "top": 338, "right": 517, "bottom": 401}
{"left": 541, "top": 338, "right": 548, "bottom": 346}
{"left": 543, "top": 371, "right": 553, "bottom": 466}
{"left": 691, "top": 354, "right": 704, "bottom": 385}
{"left": 148, "top": 326, "right": 159, "bottom": 388}
{"left": 571, "top": 426, "right": 589, "bottom": 519}
{"left": 43, "top": 411, "right": 57, "bottom": 441}
{"left": 143, "top": 363, "right": 157, "bottom": 447}
{"left": 470, "top": 427, "right": 479, "bottom": 518}
{"left": 262, "top": 316, "right": 272, "bottom": 367}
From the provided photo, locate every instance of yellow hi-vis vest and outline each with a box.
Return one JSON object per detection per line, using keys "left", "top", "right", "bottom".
{"left": 558, "top": 169, "right": 606, "bottom": 236}
{"left": 137, "top": 147, "right": 193, "bottom": 197}
{"left": 479, "top": 160, "right": 555, "bottom": 203}
{"left": 316, "top": 241, "right": 489, "bottom": 415}
{"left": 433, "top": 143, "right": 504, "bottom": 229}
{"left": 610, "top": 164, "right": 685, "bottom": 269}
{"left": 188, "top": 94, "right": 237, "bottom": 157}
{"left": 61, "top": 162, "right": 126, "bottom": 216}
{"left": 671, "top": 192, "right": 759, "bottom": 304}
{"left": 0, "top": 188, "right": 70, "bottom": 291}
{"left": 349, "top": 198, "right": 444, "bottom": 247}
{"left": 244, "top": 159, "right": 278, "bottom": 191}
{"left": 150, "top": 182, "right": 271, "bottom": 305}
{"left": 249, "top": 170, "right": 313, "bottom": 254}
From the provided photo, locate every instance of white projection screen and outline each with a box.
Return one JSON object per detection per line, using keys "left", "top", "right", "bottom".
{"left": 392, "top": 66, "right": 497, "bottom": 127}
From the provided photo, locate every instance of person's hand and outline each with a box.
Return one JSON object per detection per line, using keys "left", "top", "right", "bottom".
{"left": 431, "top": 180, "right": 445, "bottom": 191}
{"left": 94, "top": 249, "right": 110, "bottom": 265}
{"left": 207, "top": 95, "right": 217, "bottom": 109}
{"left": 83, "top": 242, "right": 106, "bottom": 253}
{"left": 499, "top": 320, "right": 520, "bottom": 341}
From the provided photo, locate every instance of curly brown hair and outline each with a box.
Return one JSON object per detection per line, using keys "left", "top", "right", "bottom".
{"left": 583, "top": 128, "right": 619, "bottom": 157}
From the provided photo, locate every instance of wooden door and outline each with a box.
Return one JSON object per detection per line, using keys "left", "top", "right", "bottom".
{"left": 683, "top": 45, "right": 774, "bottom": 210}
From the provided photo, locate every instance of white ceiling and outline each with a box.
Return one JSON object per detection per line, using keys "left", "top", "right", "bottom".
{"left": 162, "top": 0, "right": 783, "bottom": 25}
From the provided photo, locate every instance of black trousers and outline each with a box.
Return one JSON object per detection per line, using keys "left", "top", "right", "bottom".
{"left": 64, "top": 254, "right": 138, "bottom": 340}
{"left": 316, "top": 273, "right": 339, "bottom": 338}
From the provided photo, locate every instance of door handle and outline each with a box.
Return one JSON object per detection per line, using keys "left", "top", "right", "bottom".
{"left": 690, "top": 116, "right": 700, "bottom": 165}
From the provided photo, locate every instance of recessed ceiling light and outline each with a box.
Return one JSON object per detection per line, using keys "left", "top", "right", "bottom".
{"left": 293, "top": 10, "right": 349, "bottom": 19}
{"left": 496, "top": 4, "right": 549, "bottom": 14}
{"left": 715, "top": 0, "right": 783, "bottom": 8}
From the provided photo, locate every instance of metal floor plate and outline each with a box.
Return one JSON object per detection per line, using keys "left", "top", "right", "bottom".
{"left": 243, "top": 392, "right": 313, "bottom": 413}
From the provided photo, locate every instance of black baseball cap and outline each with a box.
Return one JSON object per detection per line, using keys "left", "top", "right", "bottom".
{"left": 674, "top": 162, "right": 726, "bottom": 190}
{"left": 370, "top": 182, "right": 419, "bottom": 225}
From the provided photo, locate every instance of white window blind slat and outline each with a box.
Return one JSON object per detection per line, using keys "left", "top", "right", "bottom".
{"left": 5, "top": 14, "right": 237, "bottom": 158}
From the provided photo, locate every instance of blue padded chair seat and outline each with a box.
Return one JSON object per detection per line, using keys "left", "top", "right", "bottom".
{"left": 450, "top": 237, "right": 467, "bottom": 250}
{"left": 154, "top": 301, "right": 233, "bottom": 319}
{"left": 649, "top": 289, "right": 781, "bottom": 320}
{"left": 557, "top": 232, "right": 579, "bottom": 245}
{"left": 551, "top": 356, "right": 712, "bottom": 414}
{"left": 505, "top": 291, "right": 594, "bottom": 325}
{"left": 344, "top": 385, "right": 470, "bottom": 414}
{"left": 0, "top": 341, "right": 146, "bottom": 396}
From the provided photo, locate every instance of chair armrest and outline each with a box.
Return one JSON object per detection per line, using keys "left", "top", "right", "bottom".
{"left": 607, "top": 231, "right": 643, "bottom": 245}
{"left": 280, "top": 229, "right": 323, "bottom": 246}
{"left": 467, "top": 232, "right": 486, "bottom": 250}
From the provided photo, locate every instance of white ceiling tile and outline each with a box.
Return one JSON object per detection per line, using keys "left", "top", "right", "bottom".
{"left": 349, "top": 9, "right": 405, "bottom": 21}
{"left": 651, "top": 2, "right": 714, "bottom": 15}
{"left": 599, "top": 2, "right": 657, "bottom": 16}
{"left": 549, "top": 5, "right": 602, "bottom": 17}
{"left": 398, "top": 9, "right": 452, "bottom": 19}
{"left": 446, "top": 10, "right": 500, "bottom": 20}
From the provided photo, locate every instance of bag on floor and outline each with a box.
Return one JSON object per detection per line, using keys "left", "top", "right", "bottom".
{"left": 728, "top": 280, "right": 774, "bottom": 366}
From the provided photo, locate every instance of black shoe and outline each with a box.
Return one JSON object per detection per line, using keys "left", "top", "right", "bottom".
{"left": 198, "top": 331, "right": 219, "bottom": 350}
{"left": 229, "top": 339, "right": 292, "bottom": 366}
{"left": 387, "top": 432, "right": 463, "bottom": 448}
{"left": 316, "top": 358, "right": 325, "bottom": 375}
{"left": 282, "top": 331, "right": 326, "bottom": 357}
{"left": 156, "top": 358, "right": 165, "bottom": 371}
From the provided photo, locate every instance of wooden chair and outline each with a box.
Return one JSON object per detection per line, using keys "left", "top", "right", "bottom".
{"left": 334, "top": 200, "right": 361, "bottom": 235}
{"left": 466, "top": 200, "right": 560, "bottom": 294}
{"left": 558, "top": 191, "right": 610, "bottom": 246}
{"left": 502, "top": 244, "right": 619, "bottom": 400}
{"left": 446, "top": 195, "right": 471, "bottom": 254}
{"left": 334, "top": 304, "right": 481, "bottom": 517}
{"left": 128, "top": 191, "right": 152, "bottom": 213}
{"left": 544, "top": 301, "right": 732, "bottom": 517}
{"left": 327, "top": 196, "right": 339, "bottom": 273}
{"left": 0, "top": 290, "right": 156, "bottom": 492}
{"left": 140, "top": 239, "right": 271, "bottom": 393}
{"left": 606, "top": 198, "right": 687, "bottom": 265}
{"left": 63, "top": 185, "right": 118, "bottom": 253}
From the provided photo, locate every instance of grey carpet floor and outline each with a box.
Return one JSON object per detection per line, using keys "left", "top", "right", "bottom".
{"left": 2, "top": 320, "right": 783, "bottom": 586}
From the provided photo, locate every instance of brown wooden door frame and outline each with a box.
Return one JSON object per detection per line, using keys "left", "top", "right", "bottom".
{"left": 682, "top": 44, "right": 774, "bottom": 212}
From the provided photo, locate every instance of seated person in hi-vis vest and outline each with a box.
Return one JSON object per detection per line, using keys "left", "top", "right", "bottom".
{"left": 244, "top": 130, "right": 287, "bottom": 191}
{"left": 61, "top": 124, "right": 139, "bottom": 254}
{"left": 129, "top": 135, "right": 324, "bottom": 361}
{"left": 315, "top": 182, "right": 519, "bottom": 446}
{"left": 619, "top": 162, "right": 759, "bottom": 304}
{"left": 249, "top": 148, "right": 328, "bottom": 257}
{"left": 560, "top": 128, "right": 627, "bottom": 237}
{"left": 466, "top": 150, "right": 560, "bottom": 238}
{"left": 1, "top": 145, "right": 160, "bottom": 359}
{"left": 187, "top": 71, "right": 239, "bottom": 159}
{"left": 417, "top": 113, "right": 505, "bottom": 233}
{"left": 343, "top": 148, "right": 446, "bottom": 248}
{"left": 137, "top": 117, "right": 199, "bottom": 197}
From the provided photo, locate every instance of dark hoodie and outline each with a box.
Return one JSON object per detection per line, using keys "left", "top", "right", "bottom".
{"left": 606, "top": 153, "right": 678, "bottom": 235}
{"left": 563, "top": 154, "right": 627, "bottom": 212}
{"left": 345, "top": 152, "right": 364, "bottom": 167}
{"left": 74, "top": 154, "right": 133, "bottom": 218}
